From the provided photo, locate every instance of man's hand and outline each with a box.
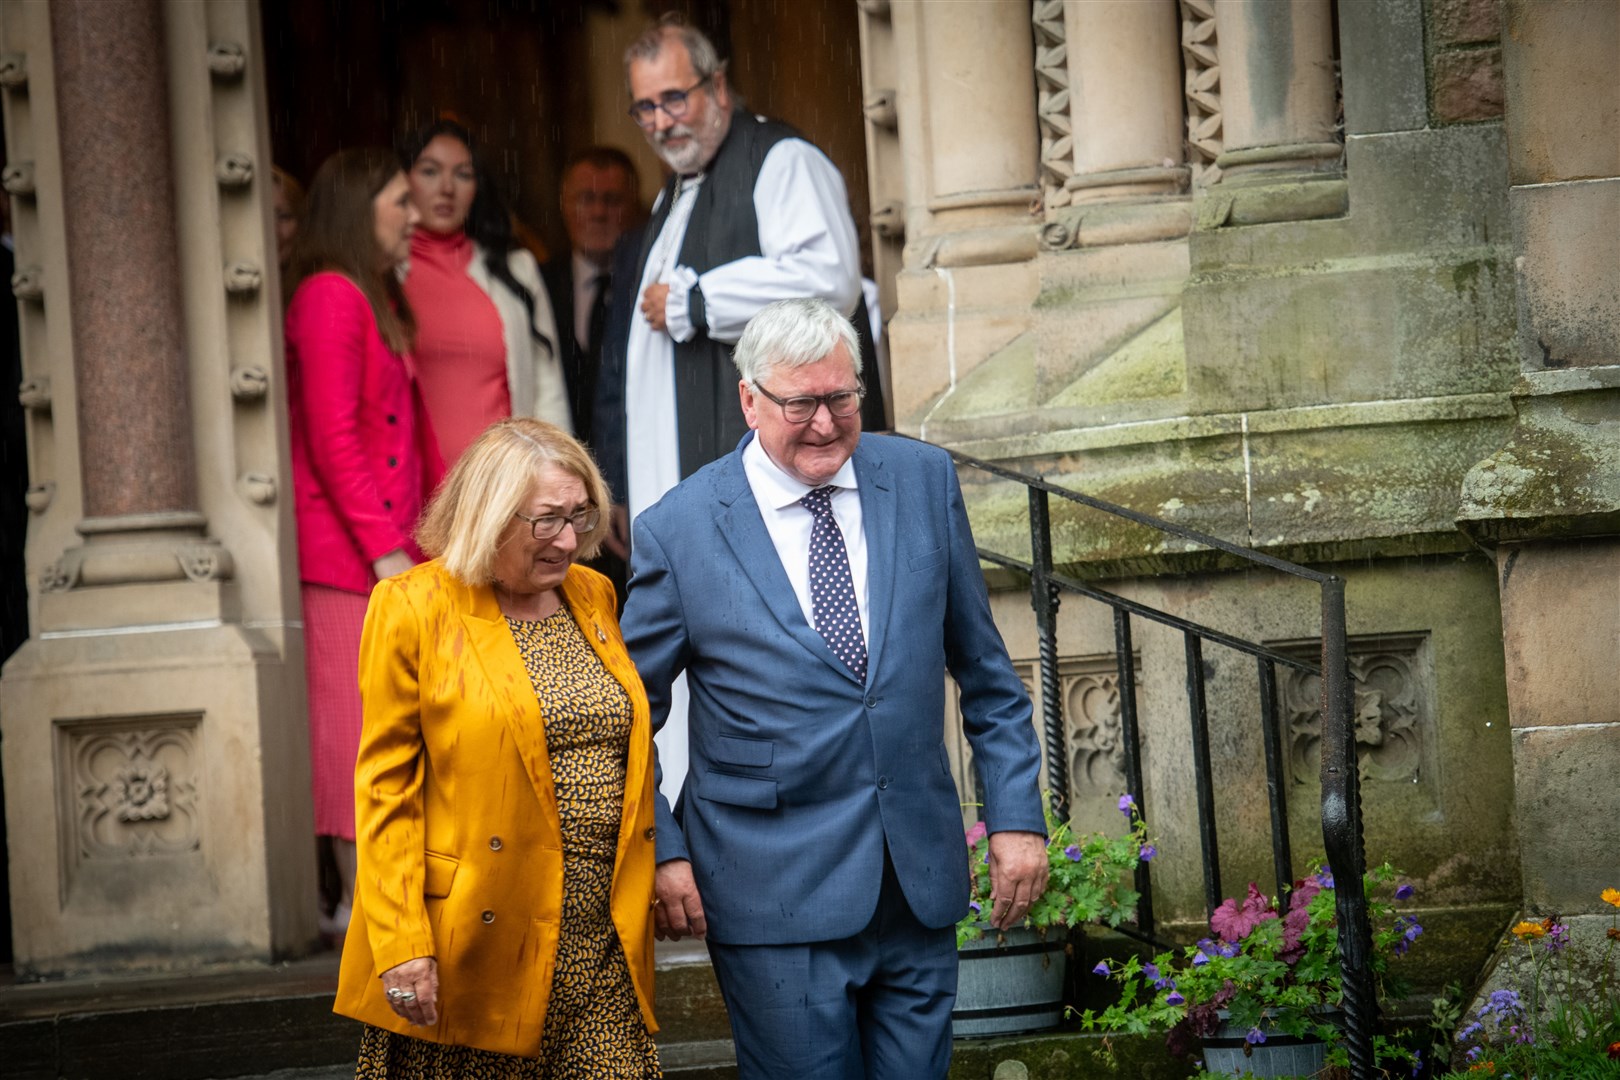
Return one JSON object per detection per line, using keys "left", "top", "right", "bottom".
{"left": 640, "top": 283, "right": 670, "bottom": 333}
{"left": 602, "top": 504, "right": 630, "bottom": 561}
{"left": 654, "top": 858, "right": 707, "bottom": 941}
{"left": 986, "top": 830, "right": 1049, "bottom": 931}
{"left": 380, "top": 956, "right": 439, "bottom": 1027}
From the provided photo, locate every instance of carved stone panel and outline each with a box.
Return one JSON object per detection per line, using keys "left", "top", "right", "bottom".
{"left": 1272, "top": 633, "right": 1431, "bottom": 787}
{"left": 1180, "top": 0, "right": 1223, "bottom": 185}
{"left": 56, "top": 714, "right": 203, "bottom": 902}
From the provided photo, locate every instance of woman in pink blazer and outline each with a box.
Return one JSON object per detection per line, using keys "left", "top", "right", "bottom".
{"left": 284, "top": 147, "right": 444, "bottom": 938}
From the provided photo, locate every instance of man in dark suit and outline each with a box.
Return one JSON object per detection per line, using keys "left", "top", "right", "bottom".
{"left": 621, "top": 298, "right": 1047, "bottom": 1079}
{"left": 540, "top": 146, "right": 639, "bottom": 445}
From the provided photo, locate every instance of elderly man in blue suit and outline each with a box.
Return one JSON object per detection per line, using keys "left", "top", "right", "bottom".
{"left": 622, "top": 298, "right": 1048, "bottom": 1079}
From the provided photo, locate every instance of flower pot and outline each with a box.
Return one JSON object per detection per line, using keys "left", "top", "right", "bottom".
{"left": 951, "top": 926, "right": 1066, "bottom": 1038}
{"left": 1200, "top": 1011, "right": 1339, "bottom": 1079}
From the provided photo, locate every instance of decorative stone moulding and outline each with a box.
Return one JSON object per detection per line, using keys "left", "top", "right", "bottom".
{"left": 1041, "top": 199, "right": 1194, "bottom": 250}
{"left": 18, "top": 375, "right": 50, "bottom": 412}
{"left": 1032, "top": 0, "right": 1073, "bottom": 208}
{"left": 871, "top": 201, "right": 905, "bottom": 241}
{"left": 228, "top": 364, "right": 269, "bottom": 401}
{"left": 236, "top": 472, "right": 276, "bottom": 506}
{"left": 862, "top": 90, "right": 897, "bottom": 130}
{"left": 1196, "top": 178, "right": 1349, "bottom": 229}
{"left": 223, "top": 261, "right": 262, "bottom": 296}
{"left": 1179, "top": 0, "right": 1223, "bottom": 185}
{"left": 11, "top": 266, "right": 43, "bottom": 303}
{"left": 206, "top": 41, "right": 246, "bottom": 79}
{"left": 215, "top": 153, "right": 254, "bottom": 189}
{"left": 24, "top": 481, "right": 53, "bottom": 514}
{"left": 917, "top": 225, "right": 1040, "bottom": 270}
{"left": 0, "top": 53, "right": 27, "bottom": 90}
{"left": 2, "top": 161, "right": 35, "bottom": 197}
{"left": 856, "top": 0, "right": 890, "bottom": 19}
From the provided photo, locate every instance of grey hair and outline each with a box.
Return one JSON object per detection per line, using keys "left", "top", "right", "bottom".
{"left": 624, "top": 14, "right": 726, "bottom": 81}
{"left": 732, "top": 298, "right": 863, "bottom": 385}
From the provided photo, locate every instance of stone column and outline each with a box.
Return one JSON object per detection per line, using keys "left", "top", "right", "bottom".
{"left": 1458, "top": 1, "right": 1620, "bottom": 983}
{"left": 1062, "top": 0, "right": 1185, "bottom": 203}
{"left": 0, "top": 0, "right": 315, "bottom": 976}
{"left": 1211, "top": 0, "right": 1340, "bottom": 182}
{"left": 906, "top": 0, "right": 1039, "bottom": 268}
{"left": 45, "top": 0, "right": 229, "bottom": 591}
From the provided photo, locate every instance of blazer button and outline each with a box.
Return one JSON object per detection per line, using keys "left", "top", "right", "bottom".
{"left": 481, "top": 910, "right": 495, "bottom": 924}
{"left": 877, "top": 776, "right": 890, "bottom": 790}
{"left": 386, "top": 414, "right": 397, "bottom": 425}
{"left": 382, "top": 499, "right": 393, "bottom": 510}
{"left": 865, "top": 697, "right": 878, "bottom": 709}
{"left": 643, "top": 826, "right": 656, "bottom": 840}
{"left": 387, "top": 455, "right": 398, "bottom": 467}
{"left": 489, "top": 836, "right": 503, "bottom": 851}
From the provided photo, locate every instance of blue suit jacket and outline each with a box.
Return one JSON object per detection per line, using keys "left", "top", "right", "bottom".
{"left": 622, "top": 432, "right": 1045, "bottom": 945}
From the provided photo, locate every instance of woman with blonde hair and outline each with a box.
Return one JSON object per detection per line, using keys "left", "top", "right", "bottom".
{"left": 337, "top": 418, "right": 661, "bottom": 1079}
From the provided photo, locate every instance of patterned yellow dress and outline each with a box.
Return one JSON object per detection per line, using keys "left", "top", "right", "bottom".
{"left": 355, "top": 606, "right": 661, "bottom": 1079}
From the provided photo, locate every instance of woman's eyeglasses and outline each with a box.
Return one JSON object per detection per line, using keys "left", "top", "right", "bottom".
{"left": 513, "top": 508, "right": 600, "bottom": 541}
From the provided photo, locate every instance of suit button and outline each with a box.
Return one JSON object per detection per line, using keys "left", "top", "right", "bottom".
{"left": 643, "top": 826, "right": 656, "bottom": 840}
{"left": 481, "top": 910, "right": 495, "bottom": 924}
{"left": 865, "top": 697, "right": 877, "bottom": 709}
{"left": 489, "top": 836, "right": 503, "bottom": 851}
{"left": 386, "top": 414, "right": 397, "bottom": 425}
{"left": 382, "top": 499, "right": 393, "bottom": 510}
{"left": 877, "top": 776, "right": 889, "bottom": 790}
{"left": 387, "top": 456, "right": 398, "bottom": 467}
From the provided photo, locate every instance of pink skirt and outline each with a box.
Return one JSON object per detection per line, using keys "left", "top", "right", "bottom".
{"left": 302, "top": 583, "right": 370, "bottom": 840}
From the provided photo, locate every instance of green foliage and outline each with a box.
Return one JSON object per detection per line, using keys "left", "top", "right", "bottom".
{"left": 956, "top": 794, "right": 1152, "bottom": 950}
{"left": 1081, "top": 861, "right": 1421, "bottom": 1065}
{"left": 1441, "top": 896, "right": 1620, "bottom": 1079}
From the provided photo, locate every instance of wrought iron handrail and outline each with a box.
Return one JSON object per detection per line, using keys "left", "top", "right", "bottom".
{"left": 933, "top": 439, "right": 1379, "bottom": 1079}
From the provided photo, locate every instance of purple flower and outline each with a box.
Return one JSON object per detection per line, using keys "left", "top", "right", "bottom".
{"left": 1245, "top": 1027, "right": 1267, "bottom": 1046}
{"left": 1394, "top": 883, "right": 1415, "bottom": 900}
{"left": 1465, "top": 1046, "right": 1483, "bottom": 1062}
{"left": 1192, "top": 950, "right": 1210, "bottom": 966}
{"left": 1064, "top": 844, "right": 1082, "bottom": 861}
{"left": 1143, "top": 962, "right": 1160, "bottom": 981}
{"left": 1545, "top": 923, "right": 1570, "bottom": 953}
{"left": 1457, "top": 1022, "right": 1483, "bottom": 1044}
{"left": 1118, "top": 793, "right": 1137, "bottom": 817}
{"left": 1139, "top": 844, "right": 1157, "bottom": 862}
{"left": 968, "top": 901, "right": 981, "bottom": 914}
{"left": 1314, "top": 867, "right": 1335, "bottom": 889}
{"left": 1166, "top": 990, "right": 1185, "bottom": 1006}
{"left": 1092, "top": 961, "right": 1110, "bottom": 977}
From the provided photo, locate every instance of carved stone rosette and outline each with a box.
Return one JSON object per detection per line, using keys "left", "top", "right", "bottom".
{"left": 1032, "top": 0, "right": 1073, "bottom": 210}
{"left": 1180, "top": 0, "right": 1223, "bottom": 186}
{"left": 1277, "top": 634, "right": 1429, "bottom": 786}
{"left": 65, "top": 719, "right": 201, "bottom": 861}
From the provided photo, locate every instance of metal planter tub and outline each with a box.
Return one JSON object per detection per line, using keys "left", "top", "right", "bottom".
{"left": 951, "top": 926, "right": 1066, "bottom": 1038}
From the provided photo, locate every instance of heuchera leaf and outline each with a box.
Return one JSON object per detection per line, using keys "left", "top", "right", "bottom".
{"left": 1210, "top": 883, "right": 1278, "bottom": 943}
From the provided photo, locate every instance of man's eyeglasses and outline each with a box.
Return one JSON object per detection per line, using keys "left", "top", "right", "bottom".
{"left": 513, "top": 507, "right": 600, "bottom": 541}
{"left": 752, "top": 380, "right": 865, "bottom": 424}
{"left": 627, "top": 75, "right": 711, "bottom": 129}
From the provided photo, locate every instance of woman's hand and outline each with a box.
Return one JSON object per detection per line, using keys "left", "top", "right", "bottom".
{"left": 372, "top": 549, "right": 414, "bottom": 580}
{"left": 380, "top": 956, "right": 439, "bottom": 1026}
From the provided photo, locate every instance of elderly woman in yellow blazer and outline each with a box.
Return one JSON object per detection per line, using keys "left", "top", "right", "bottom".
{"left": 335, "top": 417, "right": 661, "bottom": 1079}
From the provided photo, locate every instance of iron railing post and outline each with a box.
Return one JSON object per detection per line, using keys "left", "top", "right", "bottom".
{"left": 1257, "top": 657, "right": 1295, "bottom": 909}
{"left": 1028, "top": 487, "right": 1068, "bottom": 821}
{"left": 1184, "top": 632, "right": 1222, "bottom": 918}
{"left": 1320, "top": 578, "right": 1377, "bottom": 1079}
{"left": 1114, "top": 608, "right": 1154, "bottom": 938}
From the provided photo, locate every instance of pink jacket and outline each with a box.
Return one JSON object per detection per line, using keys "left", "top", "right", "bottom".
{"left": 286, "top": 272, "right": 444, "bottom": 594}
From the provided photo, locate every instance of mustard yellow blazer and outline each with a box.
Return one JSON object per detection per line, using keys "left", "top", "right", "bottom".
{"left": 333, "top": 559, "right": 658, "bottom": 1056}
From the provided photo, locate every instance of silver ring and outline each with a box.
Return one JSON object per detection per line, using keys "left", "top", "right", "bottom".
{"left": 386, "top": 987, "right": 417, "bottom": 1002}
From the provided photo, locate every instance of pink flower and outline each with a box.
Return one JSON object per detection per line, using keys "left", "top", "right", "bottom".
{"left": 965, "top": 821, "right": 987, "bottom": 847}
{"left": 1211, "top": 883, "right": 1278, "bottom": 944}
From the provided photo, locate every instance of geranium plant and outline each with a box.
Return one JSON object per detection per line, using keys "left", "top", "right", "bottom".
{"left": 957, "top": 792, "right": 1155, "bottom": 949}
{"left": 1082, "top": 861, "right": 1422, "bottom": 1067}
{"left": 1440, "top": 888, "right": 1620, "bottom": 1078}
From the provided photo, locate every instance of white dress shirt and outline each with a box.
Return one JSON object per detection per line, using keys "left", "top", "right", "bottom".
{"left": 742, "top": 435, "right": 869, "bottom": 642}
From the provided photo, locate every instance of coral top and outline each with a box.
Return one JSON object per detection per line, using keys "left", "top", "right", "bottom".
{"left": 285, "top": 271, "right": 442, "bottom": 595}
{"left": 403, "top": 228, "right": 511, "bottom": 464}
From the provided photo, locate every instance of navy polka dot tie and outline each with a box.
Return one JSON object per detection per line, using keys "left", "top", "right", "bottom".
{"left": 801, "top": 486, "right": 866, "bottom": 682}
